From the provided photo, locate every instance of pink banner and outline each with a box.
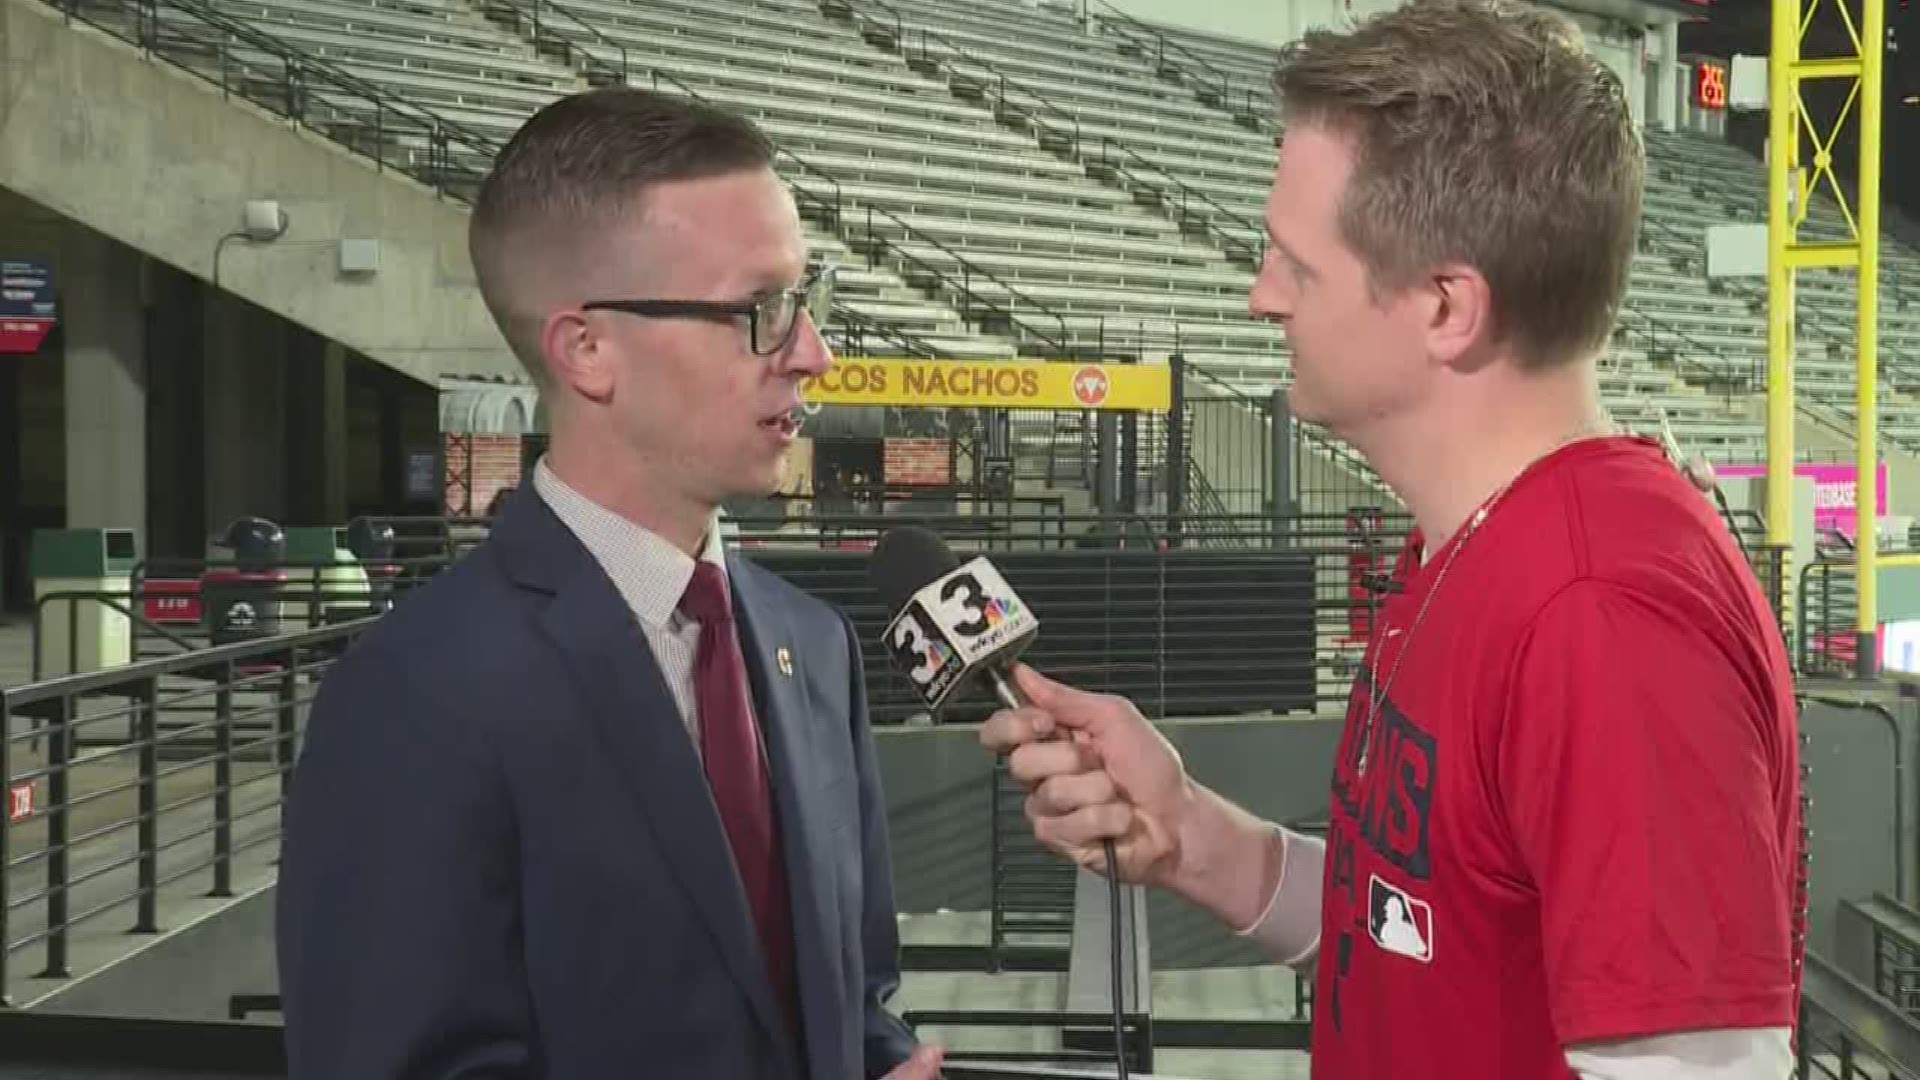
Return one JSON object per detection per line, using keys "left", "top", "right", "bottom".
{"left": 1714, "top": 462, "right": 1888, "bottom": 539}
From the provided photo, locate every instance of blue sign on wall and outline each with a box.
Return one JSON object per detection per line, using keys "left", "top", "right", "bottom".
{"left": 0, "top": 259, "right": 57, "bottom": 354}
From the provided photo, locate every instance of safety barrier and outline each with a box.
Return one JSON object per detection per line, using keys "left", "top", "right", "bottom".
{"left": 0, "top": 619, "right": 375, "bottom": 1001}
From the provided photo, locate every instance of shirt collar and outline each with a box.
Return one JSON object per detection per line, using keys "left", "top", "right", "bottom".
{"left": 531, "top": 457, "right": 727, "bottom": 629}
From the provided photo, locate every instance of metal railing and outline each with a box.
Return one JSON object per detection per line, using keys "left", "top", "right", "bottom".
{"left": 1083, "top": 0, "right": 1238, "bottom": 115}
{"left": 854, "top": 203, "right": 1073, "bottom": 355}
{"left": 0, "top": 620, "right": 375, "bottom": 1000}
{"left": 986, "top": 759, "right": 1075, "bottom": 972}
{"left": 1181, "top": 364, "right": 1276, "bottom": 522}
{"left": 47, "top": 0, "right": 1031, "bottom": 366}
{"left": 1088, "top": 138, "right": 1264, "bottom": 269}
{"left": 824, "top": 303, "right": 952, "bottom": 359}
{"left": 736, "top": 510, "right": 1410, "bottom": 721}
{"left": 1862, "top": 895, "right": 1920, "bottom": 1018}
{"left": 1798, "top": 951, "right": 1920, "bottom": 1079}
{"left": 835, "top": 0, "right": 1082, "bottom": 159}
{"left": 475, "top": 0, "right": 629, "bottom": 87}
{"left": 45, "top": 0, "right": 501, "bottom": 200}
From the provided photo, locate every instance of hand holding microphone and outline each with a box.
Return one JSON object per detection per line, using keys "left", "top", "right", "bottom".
{"left": 983, "top": 664, "right": 1192, "bottom": 887}
{"left": 865, "top": 527, "right": 1193, "bottom": 884}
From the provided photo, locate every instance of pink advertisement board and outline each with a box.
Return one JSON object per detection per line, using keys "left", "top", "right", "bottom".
{"left": 1713, "top": 462, "right": 1888, "bottom": 538}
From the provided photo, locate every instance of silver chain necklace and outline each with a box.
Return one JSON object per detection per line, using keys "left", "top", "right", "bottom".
{"left": 1355, "top": 424, "right": 1617, "bottom": 778}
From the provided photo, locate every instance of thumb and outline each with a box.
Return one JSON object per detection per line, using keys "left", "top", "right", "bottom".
{"left": 1010, "top": 663, "right": 1104, "bottom": 729}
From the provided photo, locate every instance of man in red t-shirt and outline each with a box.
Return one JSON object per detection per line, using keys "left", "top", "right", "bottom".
{"left": 979, "top": 1, "right": 1802, "bottom": 1076}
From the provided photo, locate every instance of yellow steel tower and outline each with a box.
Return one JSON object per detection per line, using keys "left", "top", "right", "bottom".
{"left": 1768, "top": 0, "right": 1888, "bottom": 674}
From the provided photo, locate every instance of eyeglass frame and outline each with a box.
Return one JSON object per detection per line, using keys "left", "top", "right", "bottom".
{"left": 581, "top": 264, "right": 835, "bottom": 357}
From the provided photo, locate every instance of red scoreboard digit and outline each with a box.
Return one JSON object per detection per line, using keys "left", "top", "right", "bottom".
{"left": 1695, "top": 61, "right": 1728, "bottom": 110}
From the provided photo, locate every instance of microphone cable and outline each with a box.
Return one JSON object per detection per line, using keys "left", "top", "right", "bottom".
{"left": 1104, "top": 836, "right": 1130, "bottom": 1080}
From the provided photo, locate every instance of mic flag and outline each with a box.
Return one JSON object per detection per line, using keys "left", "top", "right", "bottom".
{"left": 868, "top": 527, "right": 1041, "bottom": 711}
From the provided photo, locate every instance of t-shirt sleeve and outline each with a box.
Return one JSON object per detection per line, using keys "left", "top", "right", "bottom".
{"left": 1497, "top": 578, "right": 1796, "bottom": 1046}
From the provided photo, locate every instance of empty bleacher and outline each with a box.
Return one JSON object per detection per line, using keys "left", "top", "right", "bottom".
{"left": 68, "top": 0, "right": 1920, "bottom": 491}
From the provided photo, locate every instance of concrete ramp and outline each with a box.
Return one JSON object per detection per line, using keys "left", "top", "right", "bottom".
{"left": 0, "top": 0, "right": 523, "bottom": 385}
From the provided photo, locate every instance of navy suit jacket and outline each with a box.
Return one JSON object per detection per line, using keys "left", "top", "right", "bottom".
{"left": 277, "top": 489, "right": 921, "bottom": 1079}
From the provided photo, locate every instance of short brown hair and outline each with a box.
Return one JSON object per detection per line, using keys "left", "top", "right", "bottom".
{"left": 1272, "top": 0, "right": 1642, "bottom": 368}
{"left": 469, "top": 87, "right": 775, "bottom": 379}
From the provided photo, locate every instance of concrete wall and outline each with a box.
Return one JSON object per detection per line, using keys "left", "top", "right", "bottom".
{"left": 0, "top": 0, "right": 522, "bottom": 386}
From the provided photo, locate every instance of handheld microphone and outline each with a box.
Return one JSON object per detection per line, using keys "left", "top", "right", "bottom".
{"left": 867, "top": 526, "right": 1040, "bottom": 715}
{"left": 867, "top": 527, "right": 1133, "bottom": 1080}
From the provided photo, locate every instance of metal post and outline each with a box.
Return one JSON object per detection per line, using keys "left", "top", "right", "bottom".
{"left": 1269, "top": 388, "right": 1292, "bottom": 536}
{"left": 212, "top": 667, "right": 234, "bottom": 899}
{"left": 1765, "top": 0, "right": 1797, "bottom": 562}
{"left": 0, "top": 687, "right": 10, "bottom": 1003}
{"left": 1096, "top": 412, "right": 1119, "bottom": 517}
{"left": 42, "top": 694, "right": 71, "bottom": 978}
{"left": 134, "top": 678, "right": 159, "bottom": 933}
{"left": 1856, "top": 0, "right": 1887, "bottom": 677}
{"left": 1167, "top": 355, "right": 1187, "bottom": 538}
{"left": 1120, "top": 410, "right": 1139, "bottom": 513}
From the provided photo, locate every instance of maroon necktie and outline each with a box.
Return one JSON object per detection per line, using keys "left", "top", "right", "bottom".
{"left": 678, "top": 562, "right": 799, "bottom": 1037}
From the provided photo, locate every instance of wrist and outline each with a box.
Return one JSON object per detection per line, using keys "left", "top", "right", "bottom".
{"left": 1165, "top": 782, "right": 1285, "bottom": 931}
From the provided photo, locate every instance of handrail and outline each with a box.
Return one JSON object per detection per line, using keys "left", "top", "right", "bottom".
{"left": 637, "top": 60, "right": 1075, "bottom": 354}
{"left": 47, "top": 0, "right": 502, "bottom": 199}
{"left": 1084, "top": 0, "right": 1231, "bottom": 108}
{"left": 1621, "top": 224, "right": 1913, "bottom": 447}
{"left": 1800, "top": 950, "right": 1920, "bottom": 1078}
{"left": 1192, "top": 356, "right": 1388, "bottom": 501}
{"left": 0, "top": 619, "right": 374, "bottom": 1002}
{"left": 31, "top": 593, "right": 200, "bottom": 681}
{"left": 858, "top": 204, "right": 1073, "bottom": 354}
{"left": 840, "top": 0, "right": 1264, "bottom": 275}
{"left": 639, "top": 68, "right": 848, "bottom": 232}
{"left": 1091, "top": 137, "right": 1263, "bottom": 267}
{"left": 1661, "top": 203, "right": 1920, "bottom": 392}
{"left": 475, "top": 0, "right": 629, "bottom": 87}
{"left": 1182, "top": 363, "right": 1391, "bottom": 509}
{"left": 840, "top": 0, "right": 1081, "bottom": 158}
{"left": 826, "top": 303, "right": 949, "bottom": 359}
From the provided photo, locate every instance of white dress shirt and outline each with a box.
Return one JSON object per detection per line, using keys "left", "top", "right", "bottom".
{"left": 532, "top": 458, "right": 736, "bottom": 752}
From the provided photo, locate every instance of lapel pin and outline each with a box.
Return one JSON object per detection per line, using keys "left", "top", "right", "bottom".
{"left": 776, "top": 647, "right": 794, "bottom": 677}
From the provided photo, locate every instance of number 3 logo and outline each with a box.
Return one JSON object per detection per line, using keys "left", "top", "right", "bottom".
{"left": 890, "top": 617, "right": 938, "bottom": 686}
{"left": 941, "top": 573, "right": 990, "bottom": 637}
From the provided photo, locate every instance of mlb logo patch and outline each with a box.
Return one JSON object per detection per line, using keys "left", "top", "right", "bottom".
{"left": 1368, "top": 874, "right": 1433, "bottom": 963}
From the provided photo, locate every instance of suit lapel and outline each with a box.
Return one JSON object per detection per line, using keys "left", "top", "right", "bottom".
{"left": 729, "top": 556, "right": 843, "bottom": 1080}
{"left": 496, "top": 493, "right": 796, "bottom": 1067}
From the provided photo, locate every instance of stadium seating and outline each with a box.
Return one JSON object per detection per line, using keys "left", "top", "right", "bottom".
{"left": 156, "top": 0, "right": 1920, "bottom": 490}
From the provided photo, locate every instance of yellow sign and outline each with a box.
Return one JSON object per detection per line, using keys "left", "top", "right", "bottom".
{"left": 802, "top": 358, "right": 1171, "bottom": 411}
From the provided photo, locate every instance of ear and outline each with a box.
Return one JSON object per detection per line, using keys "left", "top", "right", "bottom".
{"left": 540, "top": 309, "right": 616, "bottom": 403}
{"left": 1422, "top": 262, "right": 1496, "bottom": 372}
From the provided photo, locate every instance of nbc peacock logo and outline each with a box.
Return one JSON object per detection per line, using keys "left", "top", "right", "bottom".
{"left": 980, "top": 594, "right": 1024, "bottom": 627}
{"left": 918, "top": 634, "right": 956, "bottom": 671}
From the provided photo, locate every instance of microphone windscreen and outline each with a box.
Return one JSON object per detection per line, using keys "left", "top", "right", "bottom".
{"left": 868, "top": 526, "right": 961, "bottom": 614}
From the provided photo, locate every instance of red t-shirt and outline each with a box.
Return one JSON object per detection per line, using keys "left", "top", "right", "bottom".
{"left": 1312, "top": 436, "right": 1802, "bottom": 1078}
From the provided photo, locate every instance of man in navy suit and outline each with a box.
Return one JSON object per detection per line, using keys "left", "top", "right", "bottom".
{"left": 276, "top": 87, "right": 943, "bottom": 1080}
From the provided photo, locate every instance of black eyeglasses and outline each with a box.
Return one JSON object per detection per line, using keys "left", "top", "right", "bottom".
{"left": 583, "top": 264, "right": 836, "bottom": 356}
